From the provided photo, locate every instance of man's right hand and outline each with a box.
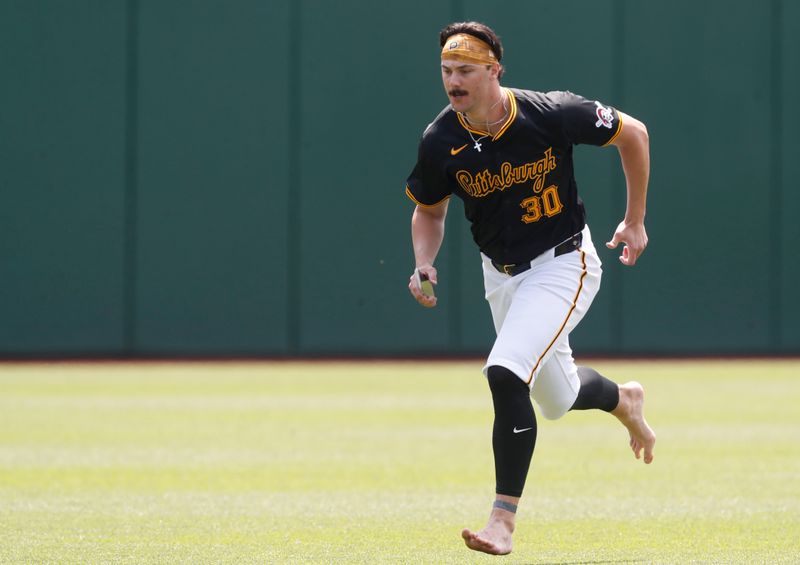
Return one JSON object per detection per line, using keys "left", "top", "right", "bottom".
{"left": 408, "top": 266, "right": 438, "bottom": 308}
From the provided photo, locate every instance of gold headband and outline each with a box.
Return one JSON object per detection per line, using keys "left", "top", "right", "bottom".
{"left": 441, "top": 33, "right": 498, "bottom": 65}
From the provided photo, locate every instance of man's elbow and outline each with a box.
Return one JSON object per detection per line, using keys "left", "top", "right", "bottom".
{"left": 626, "top": 115, "right": 649, "bottom": 147}
{"left": 635, "top": 120, "right": 649, "bottom": 147}
{"left": 615, "top": 114, "right": 649, "bottom": 152}
{"left": 415, "top": 199, "right": 449, "bottom": 221}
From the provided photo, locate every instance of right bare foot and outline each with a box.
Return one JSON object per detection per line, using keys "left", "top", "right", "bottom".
{"left": 612, "top": 381, "right": 656, "bottom": 464}
{"left": 461, "top": 513, "right": 514, "bottom": 555}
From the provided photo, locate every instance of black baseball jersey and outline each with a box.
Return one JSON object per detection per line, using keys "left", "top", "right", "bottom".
{"left": 405, "top": 88, "right": 622, "bottom": 265}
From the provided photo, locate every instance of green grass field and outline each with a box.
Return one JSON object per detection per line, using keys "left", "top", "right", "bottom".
{"left": 0, "top": 360, "right": 798, "bottom": 564}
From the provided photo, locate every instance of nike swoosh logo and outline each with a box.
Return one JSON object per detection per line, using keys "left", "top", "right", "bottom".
{"left": 513, "top": 426, "right": 533, "bottom": 434}
{"left": 450, "top": 144, "right": 468, "bottom": 156}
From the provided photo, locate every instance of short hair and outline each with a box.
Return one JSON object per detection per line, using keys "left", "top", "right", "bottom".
{"left": 439, "top": 21, "right": 505, "bottom": 79}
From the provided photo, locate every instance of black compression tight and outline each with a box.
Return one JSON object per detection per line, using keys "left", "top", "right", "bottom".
{"left": 570, "top": 366, "right": 620, "bottom": 412}
{"left": 486, "top": 365, "right": 536, "bottom": 498}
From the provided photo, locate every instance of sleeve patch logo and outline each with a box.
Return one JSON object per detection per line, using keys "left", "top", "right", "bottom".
{"left": 594, "top": 101, "right": 615, "bottom": 129}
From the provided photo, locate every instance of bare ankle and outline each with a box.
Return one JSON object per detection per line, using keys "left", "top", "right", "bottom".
{"left": 489, "top": 501, "right": 517, "bottom": 532}
{"left": 612, "top": 382, "right": 640, "bottom": 416}
{"left": 489, "top": 510, "right": 515, "bottom": 529}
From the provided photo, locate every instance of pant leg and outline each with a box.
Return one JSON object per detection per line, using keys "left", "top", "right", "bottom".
{"left": 531, "top": 338, "right": 579, "bottom": 420}
{"left": 482, "top": 226, "right": 602, "bottom": 411}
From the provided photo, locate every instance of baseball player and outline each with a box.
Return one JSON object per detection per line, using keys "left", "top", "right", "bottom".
{"left": 405, "top": 22, "right": 656, "bottom": 556}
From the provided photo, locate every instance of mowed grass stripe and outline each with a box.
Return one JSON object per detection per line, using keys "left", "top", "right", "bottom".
{"left": 0, "top": 360, "right": 798, "bottom": 564}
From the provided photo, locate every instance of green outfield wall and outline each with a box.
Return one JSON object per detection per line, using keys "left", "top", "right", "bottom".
{"left": 1, "top": 0, "right": 798, "bottom": 357}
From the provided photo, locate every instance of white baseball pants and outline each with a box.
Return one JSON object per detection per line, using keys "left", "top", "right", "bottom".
{"left": 481, "top": 225, "right": 602, "bottom": 420}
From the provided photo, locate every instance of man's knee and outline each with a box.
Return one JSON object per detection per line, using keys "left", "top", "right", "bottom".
{"left": 538, "top": 402, "right": 570, "bottom": 421}
{"left": 486, "top": 365, "right": 528, "bottom": 397}
{"left": 487, "top": 365, "right": 532, "bottom": 419}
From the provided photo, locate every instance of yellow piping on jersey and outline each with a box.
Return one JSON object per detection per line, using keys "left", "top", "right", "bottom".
{"left": 525, "top": 249, "right": 588, "bottom": 386}
{"left": 492, "top": 88, "right": 518, "bottom": 139}
{"left": 602, "top": 112, "right": 624, "bottom": 146}
{"left": 456, "top": 87, "right": 518, "bottom": 141}
{"left": 405, "top": 185, "right": 450, "bottom": 208}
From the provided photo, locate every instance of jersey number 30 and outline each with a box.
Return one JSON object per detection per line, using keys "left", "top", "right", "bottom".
{"left": 520, "top": 185, "right": 564, "bottom": 224}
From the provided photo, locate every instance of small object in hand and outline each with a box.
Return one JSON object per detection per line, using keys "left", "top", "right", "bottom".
{"left": 416, "top": 270, "right": 435, "bottom": 298}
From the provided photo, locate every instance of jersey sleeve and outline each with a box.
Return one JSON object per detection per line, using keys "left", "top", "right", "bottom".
{"left": 552, "top": 91, "right": 623, "bottom": 147}
{"left": 405, "top": 135, "right": 451, "bottom": 207}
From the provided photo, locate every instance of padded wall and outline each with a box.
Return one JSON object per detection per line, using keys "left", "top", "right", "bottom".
{"left": 1, "top": 0, "right": 797, "bottom": 356}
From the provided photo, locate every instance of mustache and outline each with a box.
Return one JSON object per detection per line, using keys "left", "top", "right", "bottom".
{"left": 448, "top": 89, "right": 468, "bottom": 97}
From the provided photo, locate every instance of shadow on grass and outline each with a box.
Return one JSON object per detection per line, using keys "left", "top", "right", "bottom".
{"left": 528, "top": 559, "right": 642, "bottom": 565}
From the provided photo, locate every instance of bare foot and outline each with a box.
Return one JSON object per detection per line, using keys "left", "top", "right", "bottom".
{"left": 612, "top": 381, "right": 656, "bottom": 464}
{"left": 461, "top": 514, "right": 514, "bottom": 555}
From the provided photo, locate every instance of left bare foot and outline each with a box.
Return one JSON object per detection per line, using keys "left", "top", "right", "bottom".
{"left": 612, "top": 381, "right": 656, "bottom": 464}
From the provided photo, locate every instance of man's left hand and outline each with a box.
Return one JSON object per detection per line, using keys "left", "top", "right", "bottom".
{"left": 606, "top": 221, "right": 648, "bottom": 266}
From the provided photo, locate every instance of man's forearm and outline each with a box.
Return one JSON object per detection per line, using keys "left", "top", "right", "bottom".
{"left": 412, "top": 207, "right": 446, "bottom": 268}
{"left": 618, "top": 139, "right": 649, "bottom": 223}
